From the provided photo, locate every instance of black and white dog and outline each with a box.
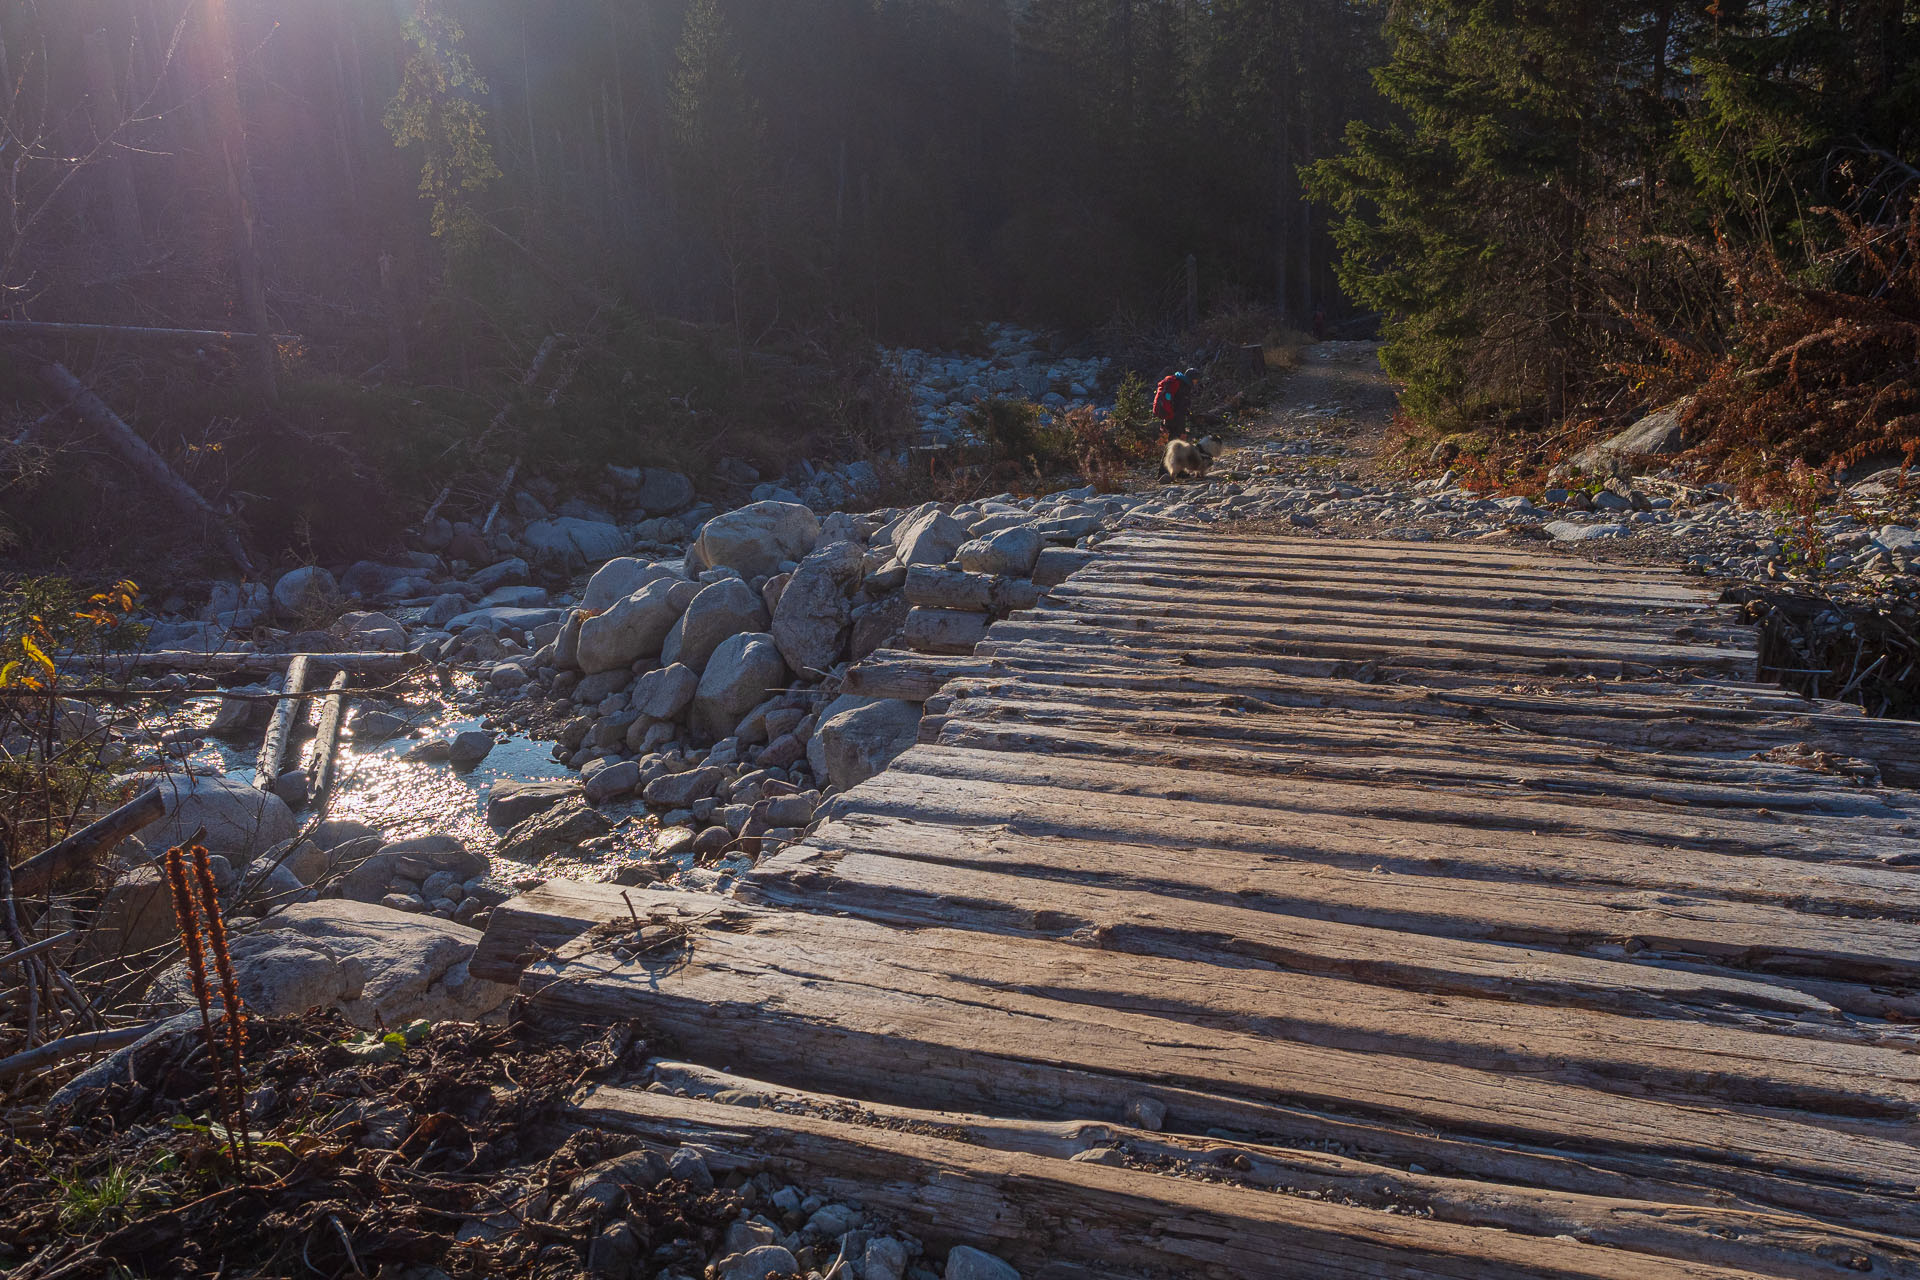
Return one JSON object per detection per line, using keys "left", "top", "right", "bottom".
{"left": 1163, "top": 434, "right": 1222, "bottom": 480}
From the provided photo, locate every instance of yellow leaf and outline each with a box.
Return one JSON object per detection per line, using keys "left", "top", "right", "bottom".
{"left": 22, "top": 635, "right": 55, "bottom": 680}
{"left": 0, "top": 660, "right": 17, "bottom": 687}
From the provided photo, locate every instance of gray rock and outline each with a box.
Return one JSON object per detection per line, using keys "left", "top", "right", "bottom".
{"left": 1875, "top": 524, "right": 1919, "bottom": 553}
{"left": 1544, "top": 520, "right": 1631, "bottom": 542}
{"left": 817, "top": 698, "right": 920, "bottom": 790}
{"left": 665, "top": 577, "right": 769, "bottom": 673}
{"left": 480, "top": 584, "right": 549, "bottom": 610}
{"left": 329, "top": 835, "right": 487, "bottom": 903}
{"left": 233, "top": 857, "right": 308, "bottom": 915}
{"left": 720, "top": 1245, "right": 798, "bottom": 1280}
{"left": 448, "top": 730, "right": 496, "bottom": 767}
{"left": 1570, "top": 399, "right": 1693, "bottom": 475}
{"left": 271, "top": 566, "right": 338, "bottom": 616}
{"left": 83, "top": 867, "right": 176, "bottom": 958}
{"left": 522, "top": 517, "right": 629, "bottom": 573}
{"left": 488, "top": 778, "right": 582, "bottom": 827}
{"left": 1036, "top": 552, "right": 1098, "bottom": 591}
{"left": 124, "top": 772, "right": 298, "bottom": 864}
{"left": 893, "top": 507, "right": 970, "bottom": 566}
{"left": 574, "top": 668, "right": 635, "bottom": 704}
{"left": 338, "top": 611, "right": 409, "bottom": 650}
{"left": 498, "top": 798, "right": 614, "bottom": 861}
{"left": 631, "top": 663, "right": 701, "bottom": 722}
{"left": 583, "top": 557, "right": 676, "bottom": 613}
{"left": 577, "top": 579, "right": 682, "bottom": 674}
{"left": 270, "top": 767, "right": 310, "bottom": 809}
{"left": 424, "top": 593, "right": 467, "bottom": 627}
{"left": 585, "top": 760, "right": 641, "bottom": 803}
{"left": 469, "top": 557, "right": 531, "bottom": 593}
{"left": 694, "top": 501, "right": 821, "bottom": 578}
{"left": 944, "top": 1246, "right": 1020, "bottom": 1280}
{"left": 956, "top": 525, "right": 1042, "bottom": 577}
{"left": 634, "top": 468, "right": 695, "bottom": 516}
{"left": 863, "top": 1237, "right": 910, "bottom": 1280}
{"left": 352, "top": 709, "right": 408, "bottom": 742}
{"left": 691, "top": 633, "right": 789, "bottom": 741}
{"left": 771, "top": 540, "right": 865, "bottom": 676}
{"left": 850, "top": 594, "right": 910, "bottom": 661}
{"left": 643, "top": 766, "right": 724, "bottom": 808}
{"left": 149, "top": 900, "right": 510, "bottom": 1028}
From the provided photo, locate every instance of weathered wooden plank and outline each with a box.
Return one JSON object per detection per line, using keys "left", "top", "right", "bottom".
{"left": 873, "top": 746, "right": 1920, "bottom": 868}
{"left": 640, "top": 1061, "right": 1920, "bottom": 1280}
{"left": 750, "top": 826, "right": 1920, "bottom": 1027}
{"left": 575, "top": 1085, "right": 1779, "bottom": 1280}
{"left": 926, "top": 718, "right": 1915, "bottom": 821}
{"left": 1044, "top": 579, "right": 1754, "bottom": 647}
{"left": 522, "top": 890, "right": 1920, "bottom": 1216}
{"left": 751, "top": 814, "right": 1920, "bottom": 1021}
{"left": 925, "top": 677, "right": 1920, "bottom": 787}
{"left": 1049, "top": 574, "right": 1750, "bottom": 638}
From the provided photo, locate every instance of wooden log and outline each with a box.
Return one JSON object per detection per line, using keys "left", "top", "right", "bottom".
{"left": 878, "top": 742, "right": 1920, "bottom": 865}
{"left": 635, "top": 1061, "right": 1920, "bottom": 1280}
{"left": 750, "top": 825, "right": 1920, "bottom": 1037}
{"left": 39, "top": 363, "right": 256, "bottom": 576}
{"left": 0, "top": 1024, "right": 157, "bottom": 1082}
{"left": 573, "top": 1085, "right": 1802, "bottom": 1280}
{"left": 0, "top": 321, "right": 304, "bottom": 345}
{"left": 84, "top": 650, "right": 421, "bottom": 678}
{"left": 252, "top": 655, "right": 309, "bottom": 792}
{"left": 904, "top": 565, "right": 994, "bottom": 611}
{"left": 306, "top": 670, "right": 351, "bottom": 807}
{"left": 902, "top": 607, "right": 990, "bottom": 655}
{"left": 479, "top": 458, "right": 519, "bottom": 534}
{"left": 11, "top": 788, "right": 165, "bottom": 898}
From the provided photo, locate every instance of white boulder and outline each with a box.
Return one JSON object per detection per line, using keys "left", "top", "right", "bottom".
{"left": 125, "top": 773, "right": 298, "bottom": 864}
{"left": 956, "top": 525, "right": 1042, "bottom": 577}
{"left": 150, "top": 900, "right": 510, "bottom": 1028}
{"left": 691, "top": 633, "right": 789, "bottom": 741}
{"left": 663, "top": 577, "right": 770, "bottom": 673}
{"left": 893, "top": 507, "right": 970, "bottom": 566}
{"left": 577, "top": 578, "right": 683, "bottom": 674}
{"left": 694, "top": 501, "right": 820, "bottom": 578}
{"left": 815, "top": 698, "right": 922, "bottom": 790}
{"left": 771, "top": 541, "right": 865, "bottom": 676}
{"left": 523, "top": 517, "right": 629, "bottom": 573}
{"left": 582, "top": 557, "right": 677, "bottom": 613}
{"left": 271, "top": 566, "right": 337, "bottom": 616}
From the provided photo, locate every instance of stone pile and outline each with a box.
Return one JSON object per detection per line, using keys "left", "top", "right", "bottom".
{"left": 882, "top": 322, "right": 1112, "bottom": 444}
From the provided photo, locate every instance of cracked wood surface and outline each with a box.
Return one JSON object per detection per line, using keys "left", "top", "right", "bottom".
{"left": 499, "top": 530, "right": 1920, "bottom": 1278}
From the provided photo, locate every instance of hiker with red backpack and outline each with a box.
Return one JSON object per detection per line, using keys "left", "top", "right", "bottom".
{"left": 1153, "top": 368, "right": 1199, "bottom": 439}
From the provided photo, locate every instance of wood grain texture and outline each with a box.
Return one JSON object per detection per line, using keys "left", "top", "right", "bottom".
{"left": 500, "top": 530, "right": 1920, "bottom": 1278}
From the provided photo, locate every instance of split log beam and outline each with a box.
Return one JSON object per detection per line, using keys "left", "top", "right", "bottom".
{"left": 252, "top": 655, "right": 309, "bottom": 792}
{"left": 306, "top": 670, "right": 351, "bottom": 808}
{"left": 85, "top": 651, "right": 421, "bottom": 678}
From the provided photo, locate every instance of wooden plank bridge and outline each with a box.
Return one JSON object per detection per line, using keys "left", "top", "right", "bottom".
{"left": 484, "top": 530, "right": 1920, "bottom": 1279}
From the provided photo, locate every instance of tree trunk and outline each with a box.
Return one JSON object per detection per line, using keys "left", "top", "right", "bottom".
{"left": 201, "top": 0, "right": 277, "bottom": 401}
{"left": 83, "top": 27, "right": 146, "bottom": 260}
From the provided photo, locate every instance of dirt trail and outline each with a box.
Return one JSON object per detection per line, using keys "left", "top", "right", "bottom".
{"left": 1225, "top": 339, "right": 1398, "bottom": 478}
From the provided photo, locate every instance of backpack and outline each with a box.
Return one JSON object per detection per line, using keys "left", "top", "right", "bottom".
{"left": 1152, "top": 373, "right": 1185, "bottom": 420}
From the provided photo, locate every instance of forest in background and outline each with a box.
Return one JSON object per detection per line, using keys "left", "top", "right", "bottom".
{"left": 1311, "top": 0, "right": 1920, "bottom": 491}
{"left": 0, "top": 0, "right": 1382, "bottom": 568}
{"left": 3, "top": 0, "right": 1916, "bottom": 572}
